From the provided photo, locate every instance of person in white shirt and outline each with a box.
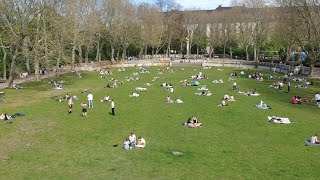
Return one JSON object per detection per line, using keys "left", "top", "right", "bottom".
{"left": 315, "top": 92, "right": 320, "bottom": 107}
{"left": 175, "top": 97, "right": 183, "bottom": 103}
{"left": 129, "top": 132, "right": 136, "bottom": 147}
{"left": 87, "top": 92, "right": 94, "bottom": 108}
{"left": 310, "top": 134, "right": 319, "bottom": 144}
{"left": 168, "top": 87, "right": 174, "bottom": 93}
{"left": 233, "top": 81, "right": 237, "bottom": 92}
{"left": 136, "top": 137, "right": 146, "bottom": 148}
{"left": 68, "top": 98, "right": 73, "bottom": 114}
{"left": 123, "top": 138, "right": 130, "bottom": 150}
{"left": 224, "top": 93, "right": 230, "bottom": 100}
{"left": 111, "top": 99, "right": 115, "bottom": 116}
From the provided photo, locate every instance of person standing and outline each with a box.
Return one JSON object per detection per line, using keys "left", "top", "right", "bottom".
{"left": 287, "top": 81, "right": 291, "bottom": 93}
{"left": 111, "top": 99, "right": 115, "bottom": 116}
{"left": 87, "top": 92, "right": 94, "bottom": 108}
{"left": 315, "top": 92, "right": 320, "bottom": 108}
{"left": 232, "top": 81, "right": 237, "bottom": 92}
{"left": 279, "top": 82, "right": 283, "bottom": 92}
{"left": 68, "top": 98, "right": 73, "bottom": 114}
{"left": 81, "top": 102, "right": 88, "bottom": 117}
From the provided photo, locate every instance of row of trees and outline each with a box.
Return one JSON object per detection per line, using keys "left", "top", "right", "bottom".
{"left": 0, "top": 0, "right": 319, "bottom": 87}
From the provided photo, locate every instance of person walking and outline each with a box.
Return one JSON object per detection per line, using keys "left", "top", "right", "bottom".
{"left": 287, "top": 81, "right": 291, "bottom": 93}
{"left": 87, "top": 92, "right": 94, "bottom": 108}
{"left": 68, "top": 98, "right": 73, "bottom": 114}
{"left": 111, "top": 99, "right": 115, "bottom": 116}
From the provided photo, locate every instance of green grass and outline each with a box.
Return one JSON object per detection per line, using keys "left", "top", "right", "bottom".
{"left": 0, "top": 66, "right": 320, "bottom": 179}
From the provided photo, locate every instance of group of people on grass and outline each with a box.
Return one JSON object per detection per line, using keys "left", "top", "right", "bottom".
{"left": 123, "top": 132, "right": 146, "bottom": 150}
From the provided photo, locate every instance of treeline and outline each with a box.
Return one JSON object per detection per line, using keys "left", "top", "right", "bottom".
{"left": 0, "top": 0, "right": 320, "bottom": 87}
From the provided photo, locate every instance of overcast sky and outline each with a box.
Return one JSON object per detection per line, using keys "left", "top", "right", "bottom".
{"left": 134, "top": 0, "right": 231, "bottom": 10}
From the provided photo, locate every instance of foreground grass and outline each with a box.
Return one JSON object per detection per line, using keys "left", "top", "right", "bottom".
{"left": 0, "top": 66, "right": 319, "bottom": 179}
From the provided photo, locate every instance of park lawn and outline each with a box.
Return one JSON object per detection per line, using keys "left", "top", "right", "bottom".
{"left": 0, "top": 66, "right": 319, "bottom": 179}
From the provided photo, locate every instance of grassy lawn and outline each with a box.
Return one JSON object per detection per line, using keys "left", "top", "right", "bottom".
{"left": 0, "top": 66, "right": 319, "bottom": 179}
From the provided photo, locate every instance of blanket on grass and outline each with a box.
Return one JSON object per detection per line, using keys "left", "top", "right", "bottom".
{"left": 268, "top": 116, "right": 291, "bottom": 124}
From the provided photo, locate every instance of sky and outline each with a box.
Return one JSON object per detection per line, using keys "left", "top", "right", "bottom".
{"left": 133, "top": 0, "right": 231, "bottom": 10}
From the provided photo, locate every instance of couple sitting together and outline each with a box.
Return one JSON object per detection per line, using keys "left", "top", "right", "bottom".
{"left": 291, "top": 95, "right": 309, "bottom": 104}
{"left": 123, "top": 132, "right": 146, "bottom": 150}
{"left": 183, "top": 116, "right": 203, "bottom": 128}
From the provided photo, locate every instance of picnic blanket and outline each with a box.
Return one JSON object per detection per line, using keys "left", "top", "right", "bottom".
{"left": 255, "top": 104, "right": 271, "bottom": 110}
{"left": 268, "top": 116, "right": 292, "bottom": 124}
{"left": 181, "top": 122, "right": 203, "bottom": 128}
{"left": 305, "top": 140, "right": 320, "bottom": 146}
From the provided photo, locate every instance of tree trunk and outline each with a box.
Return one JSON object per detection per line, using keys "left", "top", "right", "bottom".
{"left": 167, "top": 40, "right": 171, "bottom": 58}
{"left": 7, "top": 48, "right": 19, "bottom": 88}
{"left": 43, "top": 17, "right": 49, "bottom": 71}
{"left": 56, "top": 50, "right": 61, "bottom": 76}
{"left": 122, "top": 48, "right": 126, "bottom": 60}
{"left": 78, "top": 45, "right": 83, "bottom": 63}
{"left": 34, "top": 53, "right": 40, "bottom": 81}
{"left": 152, "top": 47, "right": 154, "bottom": 59}
{"left": 286, "top": 45, "right": 290, "bottom": 62}
{"left": 1, "top": 40, "right": 7, "bottom": 80}
{"left": 230, "top": 46, "right": 233, "bottom": 60}
{"left": 116, "top": 50, "right": 120, "bottom": 61}
{"left": 111, "top": 47, "right": 115, "bottom": 61}
{"left": 96, "top": 41, "right": 100, "bottom": 62}
{"left": 245, "top": 45, "right": 249, "bottom": 61}
{"left": 22, "top": 37, "right": 31, "bottom": 73}
{"left": 26, "top": 58, "right": 31, "bottom": 74}
{"left": 72, "top": 45, "right": 76, "bottom": 70}
{"left": 139, "top": 48, "right": 143, "bottom": 59}
{"left": 223, "top": 44, "right": 226, "bottom": 59}
{"left": 85, "top": 48, "right": 89, "bottom": 64}
{"left": 254, "top": 45, "right": 258, "bottom": 68}
{"left": 96, "top": 33, "right": 101, "bottom": 62}
{"left": 196, "top": 45, "right": 199, "bottom": 58}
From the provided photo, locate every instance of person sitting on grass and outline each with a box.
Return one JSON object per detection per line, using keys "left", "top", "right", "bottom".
{"left": 310, "top": 134, "right": 319, "bottom": 144}
{"left": 72, "top": 95, "right": 78, "bottom": 101}
{"left": 256, "top": 100, "right": 269, "bottom": 109}
{"left": 123, "top": 138, "right": 131, "bottom": 150}
{"left": 206, "top": 91, "right": 212, "bottom": 96}
{"left": 218, "top": 99, "right": 228, "bottom": 106}
{"left": 165, "top": 96, "right": 173, "bottom": 103}
{"left": 223, "top": 93, "right": 230, "bottom": 100}
{"left": 101, "top": 95, "right": 110, "bottom": 102}
{"left": 129, "top": 132, "right": 136, "bottom": 148}
{"left": 136, "top": 137, "right": 146, "bottom": 148}
{"left": 291, "top": 96, "right": 299, "bottom": 104}
{"left": 175, "top": 97, "right": 183, "bottom": 103}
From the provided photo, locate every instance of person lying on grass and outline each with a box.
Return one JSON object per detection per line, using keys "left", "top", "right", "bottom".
{"left": 129, "top": 92, "right": 140, "bottom": 97}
